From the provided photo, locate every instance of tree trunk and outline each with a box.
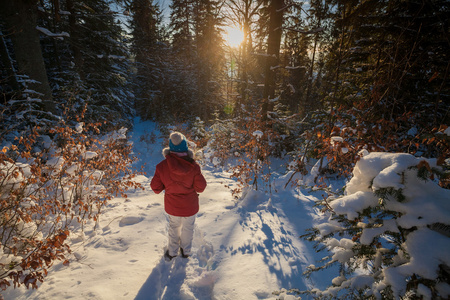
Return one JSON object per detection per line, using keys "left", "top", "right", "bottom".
{"left": 66, "top": 0, "right": 84, "bottom": 80}
{"left": 305, "top": 19, "right": 321, "bottom": 114}
{"left": 0, "top": 0, "right": 54, "bottom": 112}
{"left": 0, "top": 30, "right": 20, "bottom": 93}
{"left": 261, "top": 0, "right": 284, "bottom": 119}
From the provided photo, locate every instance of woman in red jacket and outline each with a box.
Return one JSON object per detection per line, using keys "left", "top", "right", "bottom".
{"left": 150, "top": 132, "right": 207, "bottom": 261}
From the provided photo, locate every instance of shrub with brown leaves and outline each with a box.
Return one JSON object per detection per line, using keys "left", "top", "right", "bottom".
{"left": 0, "top": 119, "right": 142, "bottom": 292}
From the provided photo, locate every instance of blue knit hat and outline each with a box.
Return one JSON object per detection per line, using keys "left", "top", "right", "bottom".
{"left": 169, "top": 132, "right": 188, "bottom": 153}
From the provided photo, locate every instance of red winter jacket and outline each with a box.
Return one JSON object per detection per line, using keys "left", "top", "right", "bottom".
{"left": 150, "top": 153, "right": 207, "bottom": 217}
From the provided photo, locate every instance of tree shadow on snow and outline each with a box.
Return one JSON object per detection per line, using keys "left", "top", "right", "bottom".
{"left": 243, "top": 209, "right": 309, "bottom": 290}
{"left": 135, "top": 256, "right": 188, "bottom": 300}
{"left": 230, "top": 187, "right": 325, "bottom": 292}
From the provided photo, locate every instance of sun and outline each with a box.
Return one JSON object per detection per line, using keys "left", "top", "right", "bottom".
{"left": 224, "top": 26, "right": 244, "bottom": 48}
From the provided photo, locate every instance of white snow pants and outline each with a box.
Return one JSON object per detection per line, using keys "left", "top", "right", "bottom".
{"left": 167, "top": 214, "right": 196, "bottom": 257}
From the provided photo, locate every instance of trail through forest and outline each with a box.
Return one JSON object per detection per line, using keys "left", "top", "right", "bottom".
{"left": 4, "top": 118, "right": 334, "bottom": 300}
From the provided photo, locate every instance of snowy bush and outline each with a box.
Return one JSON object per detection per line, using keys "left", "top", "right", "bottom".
{"left": 208, "top": 107, "right": 280, "bottom": 198}
{"left": 0, "top": 120, "right": 142, "bottom": 291}
{"left": 302, "top": 152, "right": 450, "bottom": 299}
{"left": 190, "top": 117, "right": 209, "bottom": 148}
{"left": 296, "top": 107, "right": 450, "bottom": 185}
{"left": 207, "top": 116, "right": 237, "bottom": 167}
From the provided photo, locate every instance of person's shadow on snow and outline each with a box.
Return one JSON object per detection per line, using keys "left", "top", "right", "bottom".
{"left": 135, "top": 256, "right": 188, "bottom": 300}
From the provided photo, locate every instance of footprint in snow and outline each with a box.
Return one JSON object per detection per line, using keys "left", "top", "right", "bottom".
{"left": 119, "top": 216, "right": 144, "bottom": 227}
{"left": 193, "top": 227, "right": 215, "bottom": 269}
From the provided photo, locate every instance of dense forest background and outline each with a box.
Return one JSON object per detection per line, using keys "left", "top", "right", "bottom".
{"left": 1, "top": 0, "right": 449, "bottom": 158}
{"left": 1, "top": 0, "right": 448, "bottom": 159}
{"left": 1, "top": 0, "right": 449, "bottom": 177}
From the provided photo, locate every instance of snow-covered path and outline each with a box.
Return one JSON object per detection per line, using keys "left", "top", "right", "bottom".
{"left": 4, "top": 119, "right": 332, "bottom": 300}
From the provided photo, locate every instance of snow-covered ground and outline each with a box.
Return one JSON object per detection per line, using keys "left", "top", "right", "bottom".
{"left": 4, "top": 118, "right": 335, "bottom": 300}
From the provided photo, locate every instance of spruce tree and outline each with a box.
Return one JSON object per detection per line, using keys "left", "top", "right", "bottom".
{"left": 129, "top": 0, "right": 165, "bottom": 120}
{"left": 302, "top": 153, "right": 450, "bottom": 299}
{"left": 193, "top": 0, "right": 226, "bottom": 120}
{"left": 0, "top": 0, "right": 54, "bottom": 112}
{"left": 63, "top": 0, "right": 133, "bottom": 128}
{"left": 261, "top": 0, "right": 284, "bottom": 118}
{"left": 170, "top": 0, "right": 195, "bottom": 63}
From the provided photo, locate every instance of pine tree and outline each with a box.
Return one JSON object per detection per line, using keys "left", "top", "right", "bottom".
{"left": 301, "top": 153, "right": 450, "bottom": 299}
{"left": 277, "top": 2, "right": 306, "bottom": 114}
{"left": 170, "top": 0, "right": 196, "bottom": 63}
{"left": 129, "top": 0, "right": 165, "bottom": 120}
{"left": 62, "top": 0, "right": 133, "bottom": 128}
{"left": 193, "top": 0, "right": 226, "bottom": 120}
{"left": 160, "top": 0, "right": 198, "bottom": 122}
{"left": 0, "top": 0, "right": 54, "bottom": 112}
{"left": 261, "top": 0, "right": 284, "bottom": 118}
{"left": 38, "top": 0, "right": 84, "bottom": 110}
{"left": 302, "top": 0, "right": 330, "bottom": 114}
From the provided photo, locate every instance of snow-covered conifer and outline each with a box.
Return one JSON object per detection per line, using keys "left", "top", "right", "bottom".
{"left": 302, "top": 152, "right": 450, "bottom": 299}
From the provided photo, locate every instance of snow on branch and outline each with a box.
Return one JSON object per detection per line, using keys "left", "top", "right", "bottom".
{"left": 96, "top": 55, "right": 126, "bottom": 60}
{"left": 304, "top": 152, "right": 450, "bottom": 299}
{"left": 284, "top": 27, "right": 324, "bottom": 34}
{"left": 251, "top": 53, "right": 277, "bottom": 58}
{"left": 36, "top": 26, "right": 70, "bottom": 40}
{"left": 269, "top": 95, "right": 280, "bottom": 103}
{"left": 108, "top": 55, "right": 126, "bottom": 60}
{"left": 285, "top": 66, "right": 307, "bottom": 70}
{"left": 270, "top": 65, "right": 282, "bottom": 71}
